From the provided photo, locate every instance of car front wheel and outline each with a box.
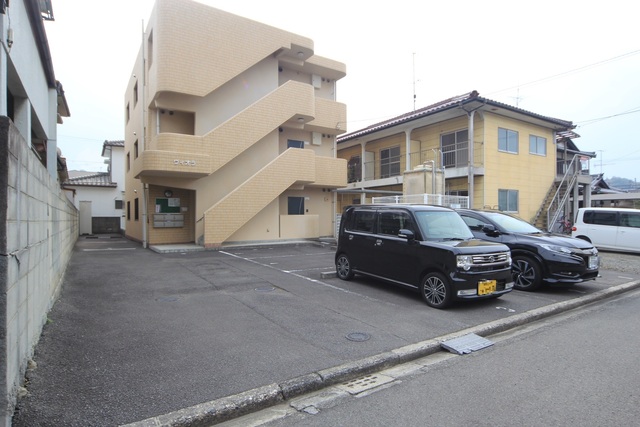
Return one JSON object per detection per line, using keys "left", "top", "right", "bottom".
{"left": 420, "top": 272, "right": 451, "bottom": 309}
{"left": 336, "top": 254, "right": 354, "bottom": 280}
{"left": 512, "top": 255, "right": 542, "bottom": 291}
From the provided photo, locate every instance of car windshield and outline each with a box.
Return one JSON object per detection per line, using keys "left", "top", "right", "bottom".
{"left": 483, "top": 212, "right": 541, "bottom": 234}
{"left": 415, "top": 211, "right": 474, "bottom": 240}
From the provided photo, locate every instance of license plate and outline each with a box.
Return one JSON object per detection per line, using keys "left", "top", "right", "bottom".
{"left": 588, "top": 256, "right": 599, "bottom": 270}
{"left": 478, "top": 280, "right": 496, "bottom": 296}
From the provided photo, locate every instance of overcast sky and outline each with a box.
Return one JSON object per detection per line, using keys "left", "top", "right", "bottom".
{"left": 45, "top": 0, "right": 640, "bottom": 184}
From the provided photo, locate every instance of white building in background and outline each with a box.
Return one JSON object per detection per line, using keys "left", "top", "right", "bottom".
{"left": 64, "top": 140, "right": 125, "bottom": 234}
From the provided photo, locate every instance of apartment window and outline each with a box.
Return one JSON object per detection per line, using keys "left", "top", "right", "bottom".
{"left": 115, "top": 200, "right": 123, "bottom": 209}
{"left": 126, "top": 103, "right": 130, "bottom": 123}
{"left": 380, "top": 146, "right": 400, "bottom": 178}
{"left": 498, "top": 128, "right": 518, "bottom": 153}
{"left": 134, "top": 140, "right": 139, "bottom": 159}
{"left": 498, "top": 189, "right": 518, "bottom": 212}
{"left": 347, "top": 155, "right": 361, "bottom": 183}
{"left": 529, "top": 135, "right": 546, "bottom": 156}
{"left": 288, "top": 197, "right": 304, "bottom": 215}
{"left": 441, "top": 129, "right": 469, "bottom": 168}
{"left": 134, "top": 198, "right": 139, "bottom": 221}
{"left": 287, "top": 139, "right": 304, "bottom": 149}
{"left": 127, "top": 201, "right": 131, "bottom": 220}
{"left": 133, "top": 82, "right": 138, "bottom": 106}
{"left": 127, "top": 152, "right": 130, "bottom": 171}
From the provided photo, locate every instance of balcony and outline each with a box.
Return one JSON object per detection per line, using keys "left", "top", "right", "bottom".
{"left": 345, "top": 145, "right": 486, "bottom": 188}
{"left": 134, "top": 149, "right": 211, "bottom": 179}
{"left": 136, "top": 81, "right": 316, "bottom": 179}
{"left": 306, "top": 98, "right": 347, "bottom": 134}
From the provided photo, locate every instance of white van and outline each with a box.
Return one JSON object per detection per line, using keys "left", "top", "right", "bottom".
{"left": 572, "top": 207, "right": 640, "bottom": 253}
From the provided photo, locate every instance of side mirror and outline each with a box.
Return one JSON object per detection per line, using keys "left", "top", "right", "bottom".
{"left": 398, "top": 229, "right": 415, "bottom": 241}
{"left": 482, "top": 224, "right": 499, "bottom": 235}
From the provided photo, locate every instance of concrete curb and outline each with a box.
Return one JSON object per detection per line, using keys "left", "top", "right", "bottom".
{"left": 122, "top": 279, "right": 640, "bottom": 427}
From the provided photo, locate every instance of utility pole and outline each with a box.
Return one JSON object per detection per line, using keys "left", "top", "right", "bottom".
{"left": 597, "top": 150, "right": 604, "bottom": 174}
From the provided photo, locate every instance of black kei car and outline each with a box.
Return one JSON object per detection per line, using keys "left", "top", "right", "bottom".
{"left": 457, "top": 209, "right": 600, "bottom": 291}
{"left": 335, "top": 204, "right": 514, "bottom": 309}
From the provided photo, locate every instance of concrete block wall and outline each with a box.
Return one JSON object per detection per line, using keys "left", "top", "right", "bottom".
{"left": 0, "top": 117, "right": 79, "bottom": 424}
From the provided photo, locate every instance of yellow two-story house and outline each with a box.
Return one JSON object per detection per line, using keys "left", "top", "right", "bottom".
{"left": 337, "top": 90, "right": 592, "bottom": 227}
{"left": 124, "top": 0, "right": 347, "bottom": 248}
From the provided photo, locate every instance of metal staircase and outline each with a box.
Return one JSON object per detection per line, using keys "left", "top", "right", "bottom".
{"left": 532, "top": 154, "right": 582, "bottom": 233}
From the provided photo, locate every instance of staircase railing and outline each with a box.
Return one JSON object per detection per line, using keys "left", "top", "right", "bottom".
{"left": 547, "top": 154, "right": 581, "bottom": 232}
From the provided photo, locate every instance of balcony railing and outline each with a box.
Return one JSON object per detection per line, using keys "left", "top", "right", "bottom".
{"left": 347, "top": 149, "right": 443, "bottom": 183}
{"left": 372, "top": 194, "right": 469, "bottom": 208}
{"left": 556, "top": 156, "right": 591, "bottom": 177}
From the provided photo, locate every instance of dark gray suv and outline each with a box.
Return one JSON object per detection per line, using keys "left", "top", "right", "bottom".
{"left": 335, "top": 205, "right": 514, "bottom": 309}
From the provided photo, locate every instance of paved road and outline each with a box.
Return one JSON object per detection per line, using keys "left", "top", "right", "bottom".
{"left": 11, "top": 237, "right": 640, "bottom": 426}
{"left": 235, "top": 287, "right": 640, "bottom": 427}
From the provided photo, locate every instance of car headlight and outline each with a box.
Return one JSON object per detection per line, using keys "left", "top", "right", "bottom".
{"left": 457, "top": 255, "right": 473, "bottom": 271}
{"left": 539, "top": 244, "right": 572, "bottom": 254}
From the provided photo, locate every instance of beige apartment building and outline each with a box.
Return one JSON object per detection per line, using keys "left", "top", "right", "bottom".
{"left": 337, "top": 91, "right": 594, "bottom": 230}
{"left": 124, "top": 0, "right": 347, "bottom": 248}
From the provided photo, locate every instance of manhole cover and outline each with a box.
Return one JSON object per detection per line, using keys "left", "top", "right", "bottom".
{"left": 155, "top": 296, "right": 179, "bottom": 302}
{"left": 255, "top": 286, "right": 275, "bottom": 293}
{"left": 346, "top": 332, "right": 371, "bottom": 342}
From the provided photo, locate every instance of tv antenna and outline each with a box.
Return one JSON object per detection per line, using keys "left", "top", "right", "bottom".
{"left": 413, "top": 53, "right": 417, "bottom": 110}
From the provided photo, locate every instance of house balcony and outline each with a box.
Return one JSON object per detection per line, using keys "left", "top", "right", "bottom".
{"left": 135, "top": 80, "right": 317, "bottom": 179}
{"left": 344, "top": 146, "right": 483, "bottom": 189}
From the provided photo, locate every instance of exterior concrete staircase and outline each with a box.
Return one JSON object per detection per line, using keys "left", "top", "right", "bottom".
{"left": 203, "top": 148, "right": 317, "bottom": 247}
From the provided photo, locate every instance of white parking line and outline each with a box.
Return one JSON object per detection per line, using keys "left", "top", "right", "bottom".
{"left": 227, "top": 252, "right": 335, "bottom": 260}
{"left": 220, "top": 250, "right": 380, "bottom": 300}
{"left": 82, "top": 248, "right": 137, "bottom": 252}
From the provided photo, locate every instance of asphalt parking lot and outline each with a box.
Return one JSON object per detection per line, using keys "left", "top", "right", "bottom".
{"left": 12, "top": 237, "right": 640, "bottom": 426}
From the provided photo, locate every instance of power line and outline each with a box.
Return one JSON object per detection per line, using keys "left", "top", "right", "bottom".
{"left": 486, "top": 48, "right": 640, "bottom": 96}
{"left": 576, "top": 106, "right": 640, "bottom": 127}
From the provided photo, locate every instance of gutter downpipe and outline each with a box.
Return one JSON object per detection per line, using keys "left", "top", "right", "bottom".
{"left": 463, "top": 103, "right": 484, "bottom": 209}
{"left": 141, "top": 20, "right": 148, "bottom": 249}
{"left": 468, "top": 110, "right": 475, "bottom": 208}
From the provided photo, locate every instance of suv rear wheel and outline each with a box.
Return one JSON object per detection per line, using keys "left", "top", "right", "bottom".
{"left": 420, "top": 272, "right": 451, "bottom": 309}
{"left": 336, "top": 254, "right": 354, "bottom": 280}
{"left": 512, "top": 255, "right": 542, "bottom": 291}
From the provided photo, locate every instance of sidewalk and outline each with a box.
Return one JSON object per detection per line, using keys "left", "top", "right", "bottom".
{"left": 11, "top": 236, "right": 640, "bottom": 426}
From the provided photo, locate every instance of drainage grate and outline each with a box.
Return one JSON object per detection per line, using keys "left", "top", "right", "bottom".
{"left": 338, "top": 374, "right": 395, "bottom": 395}
{"left": 346, "top": 332, "right": 371, "bottom": 342}
{"left": 441, "top": 333, "right": 493, "bottom": 355}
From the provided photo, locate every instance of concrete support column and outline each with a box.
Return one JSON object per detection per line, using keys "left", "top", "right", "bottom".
{"left": 360, "top": 143, "right": 366, "bottom": 182}
{"left": 0, "top": 46, "right": 6, "bottom": 115}
{"left": 573, "top": 182, "right": 580, "bottom": 222}
{"left": 405, "top": 130, "right": 411, "bottom": 172}
{"left": 46, "top": 87, "right": 58, "bottom": 180}
{"left": 13, "top": 97, "right": 31, "bottom": 147}
{"left": 583, "top": 183, "right": 592, "bottom": 209}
